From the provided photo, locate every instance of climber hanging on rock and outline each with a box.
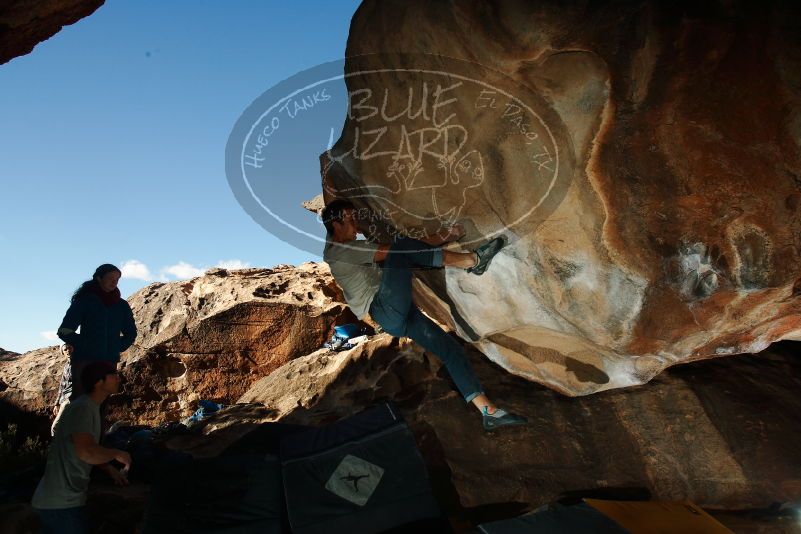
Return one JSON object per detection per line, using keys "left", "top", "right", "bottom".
{"left": 321, "top": 199, "right": 527, "bottom": 431}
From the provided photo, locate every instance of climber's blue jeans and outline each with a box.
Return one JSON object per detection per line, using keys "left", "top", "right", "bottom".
{"left": 368, "top": 237, "right": 483, "bottom": 402}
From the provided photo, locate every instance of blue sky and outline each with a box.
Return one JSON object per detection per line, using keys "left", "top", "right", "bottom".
{"left": 0, "top": 0, "right": 361, "bottom": 352}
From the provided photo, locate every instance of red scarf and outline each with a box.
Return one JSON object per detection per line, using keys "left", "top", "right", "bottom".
{"left": 92, "top": 282, "right": 121, "bottom": 307}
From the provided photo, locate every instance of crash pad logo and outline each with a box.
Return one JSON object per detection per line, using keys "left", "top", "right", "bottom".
{"left": 325, "top": 454, "right": 384, "bottom": 506}
{"left": 225, "top": 54, "right": 570, "bottom": 256}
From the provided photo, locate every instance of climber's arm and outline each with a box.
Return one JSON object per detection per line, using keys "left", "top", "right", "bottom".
{"left": 373, "top": 244, "right": 390, "bottom": 263}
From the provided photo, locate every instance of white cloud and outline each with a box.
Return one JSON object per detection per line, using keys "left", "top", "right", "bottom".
{"left": 120, "top": 259, "right": 152, "bottom": 281}
{"left": 41, "top": 331, "right": 59, "bottom": 342}
{"left": 162, "top": 261, "right": 205, "bottom": 280}
{"left": 153, "top": 259, "right": 252, "bottom": 281}
{"left": 215, "top": 259, "right": 250, "bottom": 270}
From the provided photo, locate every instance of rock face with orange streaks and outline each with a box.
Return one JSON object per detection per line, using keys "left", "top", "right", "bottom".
{"left": 319, "top": 0, "right": 801, "bottom": 395}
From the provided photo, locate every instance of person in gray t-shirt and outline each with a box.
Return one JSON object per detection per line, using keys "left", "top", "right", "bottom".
{"left": 32, "top": 361, "right": 132, "bottom": 534}
{"left": 323, "top": 236, "right": 383, "bottom": 321}
{"left": 322, "top": 200, "right": 527, "bottom": 431}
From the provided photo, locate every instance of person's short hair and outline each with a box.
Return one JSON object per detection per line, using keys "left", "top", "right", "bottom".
{"left": 81, "top": 361, "right": 118, "bottom": 393}
{"left": 321, "top": 199, "right": 356, "bottom": 235}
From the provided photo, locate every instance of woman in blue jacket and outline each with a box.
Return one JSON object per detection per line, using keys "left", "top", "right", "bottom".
{"left": 57, "top": 264, "right": 137, "bottom": 399}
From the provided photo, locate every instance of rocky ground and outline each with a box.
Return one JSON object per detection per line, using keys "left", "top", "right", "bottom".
{"left": 3, "top": 323, "right": 801, "bottom": 532}
{"left": 223, "top": 337, "right": 801, "bottom": 516}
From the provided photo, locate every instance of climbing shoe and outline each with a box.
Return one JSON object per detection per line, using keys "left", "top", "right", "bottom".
{"left": 482, "top": 407, "right": 528, "bottom": 431}
{"left": 467, "top": 236, "right": 507, "bottom": 275}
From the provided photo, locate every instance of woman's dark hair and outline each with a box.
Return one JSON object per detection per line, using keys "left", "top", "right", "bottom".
{"left": 70, "top": 264, "right": 121, "bottom": 303}
{"left": 321, "top": 199, "right": 356, "bottom": 234}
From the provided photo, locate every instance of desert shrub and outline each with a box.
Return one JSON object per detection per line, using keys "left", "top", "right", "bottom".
{"left": 0, "top": 423, "right": 46, "bottom": 473}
